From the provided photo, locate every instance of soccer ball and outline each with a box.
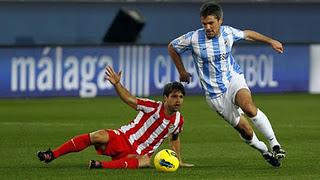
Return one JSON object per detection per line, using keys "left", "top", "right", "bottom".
{"left": 154, "top": 149, "right": 179, "bottom": 172}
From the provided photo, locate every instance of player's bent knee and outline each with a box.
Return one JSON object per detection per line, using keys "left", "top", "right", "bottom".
{"left": 243, "top": 104, "right": 257, "bottom": 117}
{"left": 89, "top": 129, "right": 109, "bottom": 144}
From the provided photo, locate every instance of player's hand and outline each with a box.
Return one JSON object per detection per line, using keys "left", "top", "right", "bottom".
{"left": 180, "top": 162, "right": 194, "bottom": 167}
{"left": 270, "top": 40, "right": 284, "bottom": 54}
{"left": 105, "top": 65, "right": 122, "bottom": 85}
{"left": 180, "top": 72, "right": 192, "bottom": 84}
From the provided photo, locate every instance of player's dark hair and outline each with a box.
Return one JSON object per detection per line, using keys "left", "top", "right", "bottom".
{"left": 200, "top": 1, "right": 223, "bottom": 20}
{"left": 163, "top": 82, "right": 185, "bottom": 97}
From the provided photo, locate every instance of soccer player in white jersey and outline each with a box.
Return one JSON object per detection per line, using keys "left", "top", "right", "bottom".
{"left": 168, "top": 2, "right": 285, "bottom": 167}
{"left": 37, "top": 66, "right": 193, "bottom": 169}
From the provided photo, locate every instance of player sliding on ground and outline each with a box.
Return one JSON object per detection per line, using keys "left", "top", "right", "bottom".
{"left": 168, "top": 2, "right": 285, "bottom": 167}
{"left": 37, "top": 66, "right": 193, "bottom": 169}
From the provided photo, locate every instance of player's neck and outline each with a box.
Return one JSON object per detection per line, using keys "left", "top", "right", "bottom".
{"left": 164, "top": 109, "right": 174, "bottom": 117}
{"left": 163, "top": 104, "right": 175, "bottom": 117}
{"left": 207, "top": 33, "right": 221, "bottom": 39}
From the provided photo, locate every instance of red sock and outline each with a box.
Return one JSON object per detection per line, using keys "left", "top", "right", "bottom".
{"left": 101, "top": 158, "right": 139, "bottom": 169}
{"left": 53, "top": 134, "right": 91, "bottom": 158}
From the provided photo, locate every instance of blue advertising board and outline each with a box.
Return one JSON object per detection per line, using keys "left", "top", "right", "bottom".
{"left": 233, "top": 45, "right": 309, "bottom": 93}
{"left": 0, "top": 45, "right": 309, "bottom": 98}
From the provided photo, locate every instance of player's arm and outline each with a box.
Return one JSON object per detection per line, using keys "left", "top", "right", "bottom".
{"left": 105, "top": 65, "right": 137, "bottom": 109}
{"left": 169, "top": 133, "right": 194, "bottom": 167}
{"left": 243, "top": 30, "right": 284, "bottom": 53}
{"left": 168, "top": 43, "right": 192, "bottom": 83}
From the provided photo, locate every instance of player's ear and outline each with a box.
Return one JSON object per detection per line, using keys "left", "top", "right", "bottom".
{"left": 163, "top": 95, "right": 168, "bottom": 102}
{"left": 219, "top": 18, "right": 223, "bottom": 25}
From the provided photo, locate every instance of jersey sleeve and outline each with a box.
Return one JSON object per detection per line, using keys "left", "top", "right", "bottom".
{"left": 226, "top": 26, "right": 245, "bottom": 41}
{"left": 136, "top": 98, "right": 159, "bottom": 113}
{"left": 170, "top": 31, "right": 194, "bottom": 54}
{"left": 172, "top": 113, "right": 184, "bottom": 135}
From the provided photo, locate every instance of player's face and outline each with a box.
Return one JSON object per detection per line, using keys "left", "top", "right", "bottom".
{"left": 164, "top": 90, "right": 184, "bottom": 113}
{"left": 201, "top": 15, "right": 223, "bottom": 38}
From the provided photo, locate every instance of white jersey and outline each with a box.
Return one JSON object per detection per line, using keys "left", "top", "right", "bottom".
{"left": 171, "top": 25, "right": 245, "bottom": 98}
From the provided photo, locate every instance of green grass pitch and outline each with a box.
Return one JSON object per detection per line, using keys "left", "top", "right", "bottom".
{"left": 0, "top": 94, "right": 319, "bottom": 179}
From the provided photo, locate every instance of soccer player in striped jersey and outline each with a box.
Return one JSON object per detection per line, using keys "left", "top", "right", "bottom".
{"left": 37, "top": 66, "right": 193, "bottom": 169}
{"left": 168, "top": 2, "right": 285, "bottom": 167}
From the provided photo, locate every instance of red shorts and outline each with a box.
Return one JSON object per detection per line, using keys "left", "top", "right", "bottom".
{"left": 95, "top": 129, "right": 136, "bottom": 160}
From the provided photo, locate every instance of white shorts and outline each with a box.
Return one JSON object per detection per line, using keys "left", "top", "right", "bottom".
{"left": 206, "top": 74, "right": 250, "bottom": 127}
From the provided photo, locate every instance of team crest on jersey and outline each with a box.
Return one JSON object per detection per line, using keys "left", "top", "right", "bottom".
{"left": 168, "top": 124, "right": 176, "bottom": 134}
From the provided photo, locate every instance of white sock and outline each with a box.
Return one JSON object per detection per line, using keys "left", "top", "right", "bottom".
{"left": 241, "top": 132, "right": 268, "bottom": 154}
{"left": 250, "top": 109, "right": 280, "bottom": 149}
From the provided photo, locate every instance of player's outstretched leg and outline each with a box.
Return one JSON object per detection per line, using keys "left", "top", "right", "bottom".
{"left": 37, "top": 149, "right": 54, "bottom": 163}
{"left": 37, "top": 133, "right": 92, "bottom": 164}
{"left": 89, "top": 157, "right": 147, "bottom": 169}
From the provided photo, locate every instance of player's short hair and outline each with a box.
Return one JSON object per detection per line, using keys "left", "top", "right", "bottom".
{"left": 200, "top": 1, "right": 223, "bottom": 20}
{"left": 163, "top": 82, "right": 185, "bottom": 97}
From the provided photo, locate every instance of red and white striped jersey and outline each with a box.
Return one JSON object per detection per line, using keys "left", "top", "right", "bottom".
{"left": 118, "top": 98, "right": 184, "bottom": 156}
